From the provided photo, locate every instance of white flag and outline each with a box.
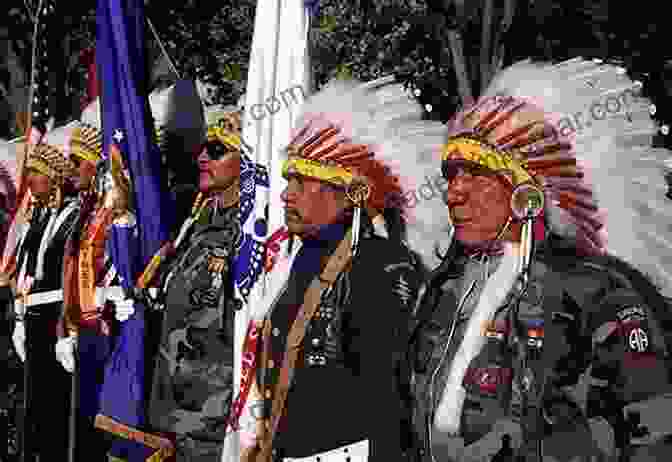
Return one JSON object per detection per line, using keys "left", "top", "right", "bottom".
{"left": 221, "top": 1, "right": 311, "bottom": 460}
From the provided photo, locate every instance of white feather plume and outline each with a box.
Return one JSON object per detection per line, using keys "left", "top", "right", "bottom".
{"left": 434, "top": 242, "right": 522, "bottom": 435}
{"left": 483, "top": 58, "right": 672, "bottom": 297}
{"left": 292, "top": 79, "right": 374, "bottom": 145}
{"left": 362, "top": 77, "right": 453, "bottom": 269}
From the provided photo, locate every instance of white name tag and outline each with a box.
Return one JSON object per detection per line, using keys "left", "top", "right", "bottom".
{"left": 283, "top": 439, "right": 369, "bottom": 462}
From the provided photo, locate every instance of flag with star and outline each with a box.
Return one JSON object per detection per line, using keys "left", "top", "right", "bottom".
{"left": 97, "top": 0, "right": 175, "bottom": 263}
{"left": 94, "top": 0, "right": 175, "bottom": 461}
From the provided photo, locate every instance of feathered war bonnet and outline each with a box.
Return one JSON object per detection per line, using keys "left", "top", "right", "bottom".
{"left": 282, "top": 76, "right": 448, "bottom": 258}
{"left": 442, "top": 58, "right": 672, "bottom": 296}
{"left": 74, "top": 97, "right": 132, "bottom": 212}
{"left": 26, "top": 122, "right": 78, "bottom": 208}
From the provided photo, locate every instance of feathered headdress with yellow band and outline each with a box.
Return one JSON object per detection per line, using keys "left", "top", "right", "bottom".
{"left": 282, "top": 79, "right": 399, "bottom": 212}
{"left": 26, "top": 123, "right": 77, "bottom": 182}
{"left": 433, "top": 59, "right": 672, "bottom": 440}
{"left": 282, "top": 76, "right": 449, "bottom": 262}
{"left": 442, "top": 58, "right": 672, "bottom": 296}
{"left": 70, "top": 123, "right": 103, "bottom": 164}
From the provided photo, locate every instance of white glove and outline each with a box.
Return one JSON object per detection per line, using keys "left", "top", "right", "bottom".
{"left": 115, "top": 298, "right": 135, "bottom": 322}
{"left": 55, "top": 336, "right": 77, "bottom": 373}
{"left": 12, "top": 321, "right": 26, "bottom": 362}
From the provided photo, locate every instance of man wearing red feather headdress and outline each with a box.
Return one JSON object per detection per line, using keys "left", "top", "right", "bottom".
{"left": 410, "top": 59, "right": 672, "bottom": 462}
{"left": 235, "top": 77, "right": 445, "bottom": 462}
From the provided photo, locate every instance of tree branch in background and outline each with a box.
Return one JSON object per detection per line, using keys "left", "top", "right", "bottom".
{"left": 490, "top": 0, "right": 516, "bottom": 82}
{"left": 479, "top": 0, "right": 494, "bottom": 93}
{"left": 446, "top": 28, "right": 473, "bottom": 107}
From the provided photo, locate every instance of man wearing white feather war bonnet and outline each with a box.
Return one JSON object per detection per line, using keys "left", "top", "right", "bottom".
{"left": 237, "top": 76, "right": 452, "bottom": 462}
{"left": 0, "top": 123, "right": 82, "bottom": 461}
{"left": 410, "top": 58, "right": 672, "bottom": 462}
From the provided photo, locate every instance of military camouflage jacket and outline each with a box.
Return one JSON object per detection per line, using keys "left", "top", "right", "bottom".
{"left": 412, "top": 237, "right": 672, "bottom": 462}
{"left": 148, "top": 202, "right": 239, "bottom": 460}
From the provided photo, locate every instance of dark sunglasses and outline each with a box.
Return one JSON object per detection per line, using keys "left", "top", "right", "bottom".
{"left": 198, "top": 141, "right": 237, "bottom": 161}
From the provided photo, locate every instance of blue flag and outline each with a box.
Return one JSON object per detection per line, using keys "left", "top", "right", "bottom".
{"left": 305, "top": 0, "right": 321, "bottom": 17}
{"left": 97, "top": 0, "right": 174, "bottom": 264}
{"left": 95, "top": 1, "right": 174, "bottom": 461}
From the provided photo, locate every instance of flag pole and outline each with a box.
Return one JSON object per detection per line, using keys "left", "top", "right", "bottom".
{"left": 18, "top": 2, "right": 45, "bottom": 462}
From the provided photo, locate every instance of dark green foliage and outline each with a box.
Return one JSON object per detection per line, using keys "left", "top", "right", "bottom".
{"left": 145, "top": 0, "right": 256, "bottom": 105}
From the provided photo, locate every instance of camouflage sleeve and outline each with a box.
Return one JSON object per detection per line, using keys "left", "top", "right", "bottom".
{"left": 585, "top": 288, "right": 670, "bottom": 422}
